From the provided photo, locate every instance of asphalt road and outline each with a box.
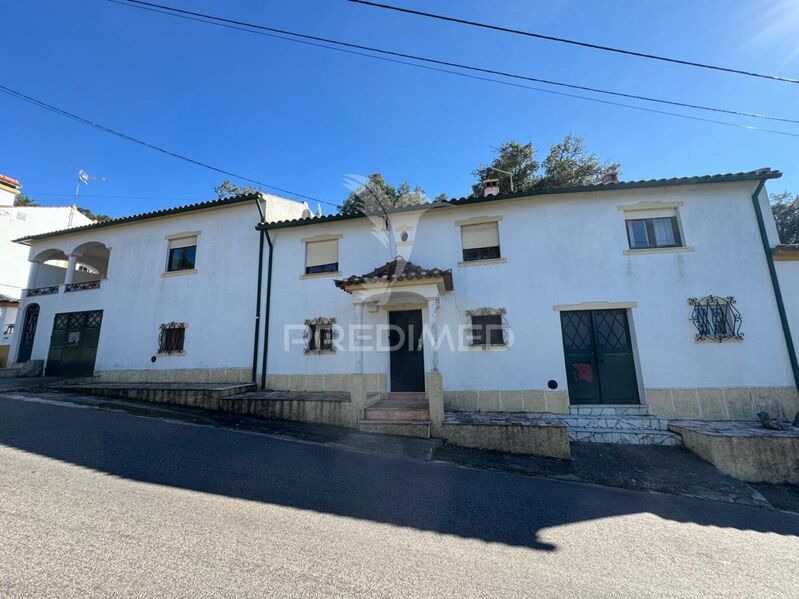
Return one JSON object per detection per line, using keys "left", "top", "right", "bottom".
{"left": 0, "top": 394, "right": 797, "bottom": 598}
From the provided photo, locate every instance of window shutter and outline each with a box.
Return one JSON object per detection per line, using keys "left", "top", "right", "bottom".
{"left": 169, "top": 236, "right": 197, "bottom": 250}
{"left": 461, "top": 222, "right": 499, "bottom": 250}
{"left": 306, "top": 239, "right": 338, "bottom": 268}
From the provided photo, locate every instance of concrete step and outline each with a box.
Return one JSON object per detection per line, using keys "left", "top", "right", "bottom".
{"left": 387, "top": 392, "right": 428, "bottom": 402}
{"left": 359, "top": 419, "right": 431, "bottom": 438}
{"left": 363, "top": 399, "right": 430, "bottom": 421}
{"left": 569, "top": 404, "right": 649, "bottom": 416}
{"left": 50, "top": 382, "right": 257, "bottom": 404}
{"left": 552, "top": 414, "right": 670, "bottom": 431}
{"left": 569, "top": 427, "right": 681, "bottom": 446}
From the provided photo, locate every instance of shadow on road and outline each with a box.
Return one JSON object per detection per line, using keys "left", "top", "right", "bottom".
{"left": 1, "top": 394, "right": 797, "bottom": 552}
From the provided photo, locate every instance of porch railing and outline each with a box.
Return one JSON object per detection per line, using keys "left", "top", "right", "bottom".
{"left": 65, "top": 280, "right": 102, "bottom": 293}
{"left": 24, "top": 286, "right": 59, "bottom": 297}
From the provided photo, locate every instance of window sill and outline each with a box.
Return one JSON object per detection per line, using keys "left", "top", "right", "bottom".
{"left": 458, "top": 257, "right": 507, "bottom": 268}
{"left": 304, "top": 349, "right": 336, "bottom": 355}
{"left": 301, "top": 271, "right": 341, "bottom": 279}
{"left": 694, "top": 337, "right": 743, "bottom": 344}
{"left": 468, "top": 344, "right": 509, "bottom": 352}
{"left": 623, "top": 247, "right": 694, "bottom": 256}
{"left": 157, "top": 351, "right": 186, "bottom": 357}
{"left": 162, "top": 269, "right": 198, "bottom": 278}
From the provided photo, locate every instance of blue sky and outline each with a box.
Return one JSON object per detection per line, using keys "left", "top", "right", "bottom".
{"left": 3, "top": 0, "right": 799, "bottom": 217}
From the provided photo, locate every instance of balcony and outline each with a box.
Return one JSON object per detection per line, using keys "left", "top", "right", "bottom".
{"left": 26, "top": 242, "right": 110, "bottom": 298}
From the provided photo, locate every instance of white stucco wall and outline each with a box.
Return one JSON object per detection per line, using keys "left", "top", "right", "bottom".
{"left": 265, "top": 180, "right": 797, "bottom": 394}
{"left": 0, "top": 206, "right": 92, "bottom": 299}
{"left": 11, "top": 195, "right": 305, "bottom": 374}
{"left": 777, "top": 260, "right": 799, "bottom": 350}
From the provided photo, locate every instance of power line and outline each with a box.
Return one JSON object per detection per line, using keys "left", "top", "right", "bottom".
{"left": 116, "top": 0, "right": 799, "bottom": 126}
{"left": 349, "top": 0, "right": 799, "bottom": 85}
{"left": 110, "top": 0, "right": 799, "bottom": 140}
{"left": 0, "top": 83, "right": 339, "bottom": 207}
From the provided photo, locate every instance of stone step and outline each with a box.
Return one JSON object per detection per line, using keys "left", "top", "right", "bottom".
{"left": 569, "top": 404, "right": 649, "bottom": 416}
{"left": 363, "top": 399, "right": 430, "bottom": 421}
{"left": 387, "top": 392, "right": 428, "bottom": 402}
{"left": 569, "top": 427, "right": 681, "bottom": 446}
{"left": 552, "top": 414, "right": 670, "bottom": 431}
{"left": 358, "top": 419, "right": 431, "bottom": 438}
{"left": 51, "top": 382, "right": 257, "bottom": 404}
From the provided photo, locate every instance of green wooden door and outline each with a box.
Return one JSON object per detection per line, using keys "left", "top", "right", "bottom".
{"left": 46, "top": 310, "right": 103, "bottom": 377}
{"left": 560, "top": 309, "right": 639, "bottom": 405}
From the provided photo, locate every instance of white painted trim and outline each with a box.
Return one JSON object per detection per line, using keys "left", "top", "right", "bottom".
{"left": 623, "top": 246, "right": 695, "bottom": 256}
{"left": 164, "top": 230, "right": 201, "bottom": 240}
{"left": 161, "top": 268, "right": 198, "bottom": 278}
{"left": 301, "top": 233, "right": 342, "bottom": 243}
{"left": 454, "top": 215, "right": 503, "bottom": 227}
{"left": 617, "top": 200, "right": 683, "bottom": 211}
{"left": 553, "top": 301, "right": 637, "bottom": 311}
{"left": 458, "top": 257, "right": 507, "bottom": 267}
{"left": 300, "top": 271, "right": 341, "bottom": 280}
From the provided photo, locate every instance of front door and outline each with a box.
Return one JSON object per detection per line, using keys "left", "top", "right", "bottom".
{"left": 16, "top": 303, "right": 39, "bottom": 363}
{"left": 389, "top": 309, "right": 425, "bottom": 392}
{"left": 45, "top": 310, "right": 103, "bottom": 377}
{"left": 560, "top": 309, "right": 639, "bottom": 405}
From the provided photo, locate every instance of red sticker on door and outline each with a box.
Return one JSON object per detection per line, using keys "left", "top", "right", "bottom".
{"left": 572, "top": 363, "right": 594, "bottom": 383}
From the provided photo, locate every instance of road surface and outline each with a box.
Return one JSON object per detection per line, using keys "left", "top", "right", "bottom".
{"left": 0, "top": 393, "right": 797, "bottom": 597}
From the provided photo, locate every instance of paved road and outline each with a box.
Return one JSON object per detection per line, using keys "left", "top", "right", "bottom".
{"left": 0, "top": 394, "right": 797, "bottom": 598}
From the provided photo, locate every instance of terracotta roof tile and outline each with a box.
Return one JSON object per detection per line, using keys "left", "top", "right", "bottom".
{"left": 334, "top": 257, "right": 453, "bottom": 291}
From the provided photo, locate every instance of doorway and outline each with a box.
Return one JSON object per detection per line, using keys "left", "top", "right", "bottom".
{"left": 16, "top": 303, "right": 39, "bottom": 363}
{"left": 560, "top": 309, "right": 639, "bottom": 405}
{"left": 45, "top": 310, "right": 103, "bottom": 377}
{"left": 388, "top": 309, "right": 425, "bottom": 392}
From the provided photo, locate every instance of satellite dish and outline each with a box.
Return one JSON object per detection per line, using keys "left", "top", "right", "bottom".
{"left": 301, "top": 208, "right": 312, "bottom": 219}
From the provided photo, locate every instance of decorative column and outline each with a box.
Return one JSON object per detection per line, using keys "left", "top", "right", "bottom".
{"left": 64, "top": 254, "right": 79, "bottom": 285}
{"left": 427, "top": 297, "right": 439, "bottom": 373}
{"left": 355, "top": 301, "right": 364, "bottom": 374}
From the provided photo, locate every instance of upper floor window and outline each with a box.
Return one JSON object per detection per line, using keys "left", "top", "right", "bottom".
{"left": 167, "top": 236, "right": 197, "bottom": 272}
{"left": 624, "top": 209, "right": 682, "bottom": 250}
{"left": 305, "top": 239, "right": 338, "bottom": 274}
{"left": 461, "top": 221, "right": 501, "bottom": 262}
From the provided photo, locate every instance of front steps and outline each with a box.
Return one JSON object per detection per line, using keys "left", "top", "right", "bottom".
{"left": 359, "top": 392, "right": 431, "bottom": 438}
{"left": 552, "top": 405, "right": 682, "bottom": 446}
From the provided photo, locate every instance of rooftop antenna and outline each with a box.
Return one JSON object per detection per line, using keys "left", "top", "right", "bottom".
{"left": 72, "top": 169, "right": 105, "bottom": 225}
{"left": 488, "top": 166, "right": 514, "bottom": 192}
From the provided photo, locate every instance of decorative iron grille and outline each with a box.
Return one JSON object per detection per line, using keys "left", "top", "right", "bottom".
{"left": 158, "top": 322, "right": 186, "bottom": 354}
{"left": 688, "top": 296, "right": 743, "bottom": 342}
{"left": 465, "top": 307, "right": 508, "bottom": 346}
{"left": 304, "top": 317, "right": 337, "bottom": 353}
{"left": 65, "top": 280, "right": 101, "bottom": 292}
{"left": 25, "top": 286, "right": 59, "bottom": 297}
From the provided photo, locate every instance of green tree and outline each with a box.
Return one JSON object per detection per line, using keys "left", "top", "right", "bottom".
{"left": 76, "top": 206, "right": 112, "bottom": 222}
{"left": 215, "top": 179, "right": 259, "bottom": 200}
{"left": 338, "top": 173, "right": 428, "bottom": 215}
{"left": 771, "top": 191, "right": 799, "bottom": 244}
{"left": 13, "top": 194, "right": 39, "bottom": 207}
{"left": 470, "top": 135, "right": 620, "bottom": 196}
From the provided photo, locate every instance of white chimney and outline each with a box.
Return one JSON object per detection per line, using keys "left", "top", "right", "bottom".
{"left": 483, "top": 178, "right": 500, "bottom": 197}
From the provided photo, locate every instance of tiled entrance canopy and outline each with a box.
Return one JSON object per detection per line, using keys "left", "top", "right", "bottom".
{"left": 334, "top": 257, "right": 453, "bottom": 293}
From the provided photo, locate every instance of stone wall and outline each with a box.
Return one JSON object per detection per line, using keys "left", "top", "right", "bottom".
{"left": 443, "top": 389, "right": 570, "bottom": 414}
{"left": 266, "top": 373, "right": 387, "bottom": 395}
{"left": 95, "top": 367, "right": 252, "bottom": 384}
{"left": 646, "top": 387, "right": 799, "bottom": 421}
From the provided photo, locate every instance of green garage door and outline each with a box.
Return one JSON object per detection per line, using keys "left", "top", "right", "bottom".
{"left": 45, "top": 310, "right": 103, "bottom": 377}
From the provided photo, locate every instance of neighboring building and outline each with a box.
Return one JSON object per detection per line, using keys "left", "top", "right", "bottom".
{"left": 10, "top": 193, "right": 307, "bottom": 378}
{"left": 8, "top": 168, "right": 799, "bottom": 440}
{"left": 0, "top": 174, "right": 93, "bottom": 366}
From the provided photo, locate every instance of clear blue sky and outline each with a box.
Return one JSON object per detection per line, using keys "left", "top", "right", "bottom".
{"left": 3, "top": 0, "right": 798, "bottom": 217}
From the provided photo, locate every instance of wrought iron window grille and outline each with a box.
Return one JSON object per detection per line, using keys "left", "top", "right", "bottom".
{"left": 304, "top": 317, "right": 337, "bottom": 353}
{"left": 3, "top": 324, "right": 14, "bottom": 335}
{"left": 688, "top": 296, "right": 743, "bottom": 342}
{"left": 465, "top": 307, "right": 508, "bottom": 347}
{"left": 158, "top": 322, "right": 187, "bottom": 354}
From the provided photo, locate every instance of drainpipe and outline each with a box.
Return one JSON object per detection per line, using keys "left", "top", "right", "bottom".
{"left": 251, "top": 196, "right": 266, "bottom": 384}
{"left": 260, "top": 227, "right": 274, "bottom": 390}
{"left": 751, "top": 178, "right": 799, "bottom": 393}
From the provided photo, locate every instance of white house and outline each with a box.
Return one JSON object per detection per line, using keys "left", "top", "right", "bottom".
{"left": 0, "top": 174, "right": 93, "bottom": 367}
{"left": 9, "top": 168, "right": 799, "bottom": 442}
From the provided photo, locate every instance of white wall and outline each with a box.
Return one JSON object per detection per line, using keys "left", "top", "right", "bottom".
{"left": 12, "top": 196, "right": 305, "bottom": 373}
{"left": 777, "top": 261, "right": 799, "bottom": 352}
{"left": 0, "top": 206, "right": 92, "bottom": 299}
{"left": 265, "top": 180, "right": 797, "bottom": 392}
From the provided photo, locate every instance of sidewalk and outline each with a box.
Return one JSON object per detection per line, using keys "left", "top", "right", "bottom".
{"left": 2, "top": 387, "right": 796, "bottom": 512}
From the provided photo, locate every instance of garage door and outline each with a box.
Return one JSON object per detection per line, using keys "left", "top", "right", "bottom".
{"left": 45, "top": 310, "right": 103, "bottom": 377}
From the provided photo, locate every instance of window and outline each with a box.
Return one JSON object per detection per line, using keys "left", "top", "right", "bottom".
{"left": 167, "top": 236, "right": 197, "bottom": 272}
{"left": 305, "top": 317, "right": 336, "bottom": 353}
{"left": 305, "top": 239, "right": 338, "bottom": 274}
{"left": 688, "top": 296, "right": 743, "bottom": 342}
{"left": 625, "top": 212, "right": 682, "bottom": 250}
{"left": 158, "top": 322, "right": 186, "bottom": 354}
{"left": 461, "top": 221, "right": 501, "bottom": 262}
{"left": 466, "top": 308, "right": 506, "bottom": 346}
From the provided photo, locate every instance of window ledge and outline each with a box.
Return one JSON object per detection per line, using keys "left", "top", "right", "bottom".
{"left": 623, "top": 247, "right": 694, "bottom": 256}
{"left": 468, "top": 344, "right": 509, "bottom": 352}
{"left": 162, "top": 269, "right": 198, "bottom": 278}
{"left": 694, "top": 337, "right": 743, "bottom": 344}
{"left": 304, "top": 349, "right": 336, "bottom": 355}
{"left": 458, "top": 257, "right": 507, "bottom": 268}
{"left": 157, "top": 351, "right": 186, "bottom": 357}
{"left": 301, "top": 271, "right": 341, "bottom": 280}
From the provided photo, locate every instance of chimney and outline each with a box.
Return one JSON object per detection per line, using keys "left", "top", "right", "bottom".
{"left": 483, "top": 178, "right": 500, "bottom": 197}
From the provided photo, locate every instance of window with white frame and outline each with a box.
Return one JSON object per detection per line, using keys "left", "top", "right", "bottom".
{"left": 466, "top": 307, "right": 507, "bottom": 346}
{"left": 305, "top": 239, "right": 339, "bottom": 274}
{"left": 166, "top": 236, "right": 197, "bottom": 272}
{"left": 624, "top": 208, "right": 683, "bottom": 250}
{"left": 305, "top": 317, "right": 336, "bottom": 353}
{"left": 461, "top": 221, "right": 501, "bottom": 262}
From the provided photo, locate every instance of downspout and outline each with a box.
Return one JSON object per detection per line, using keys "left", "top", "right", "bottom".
{"left": 251, "top": 195, "right": 266, "bottom": 384}
{"left": 751, "top": 178, "right": 799, "bottom": 393}
{"left": 260, "top": 227, "right": 274, "bottom": 390}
